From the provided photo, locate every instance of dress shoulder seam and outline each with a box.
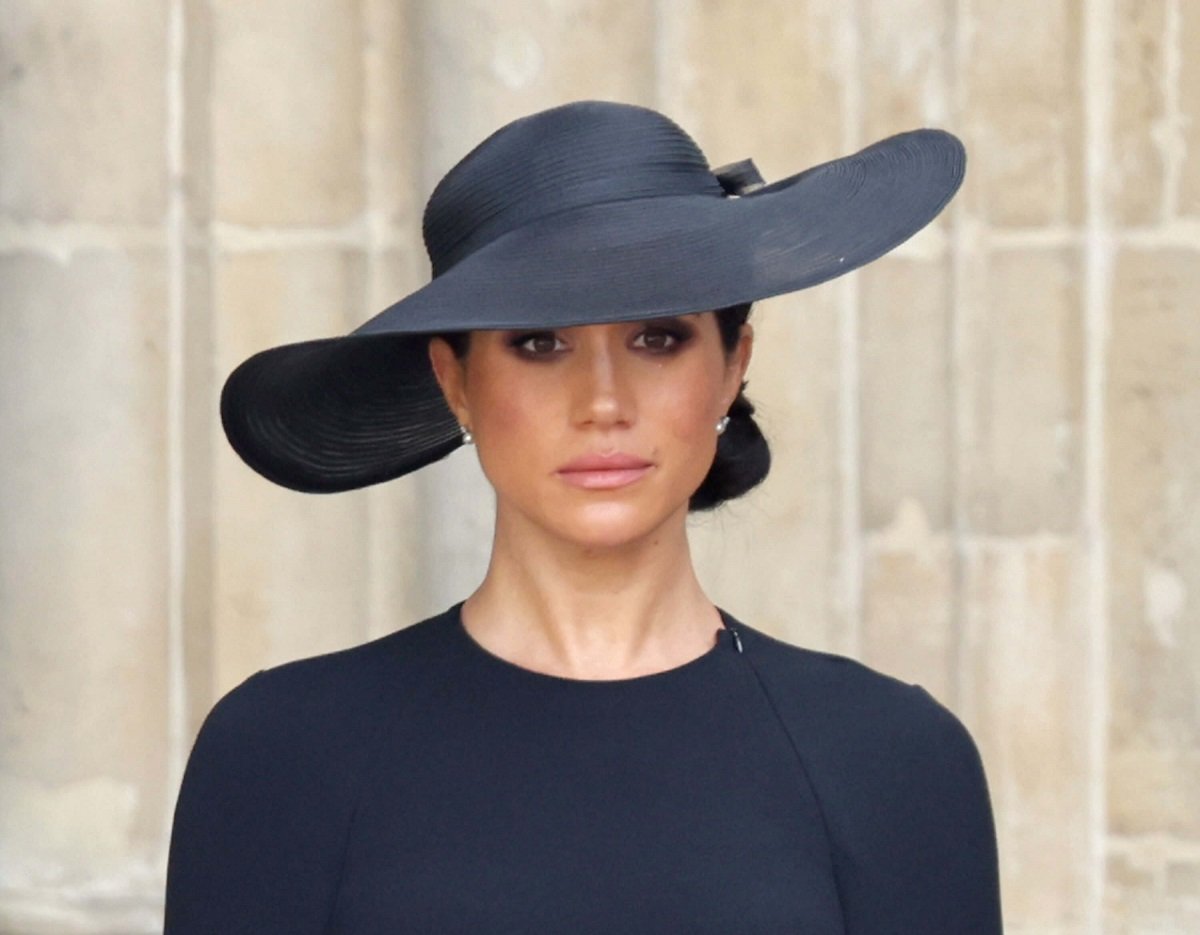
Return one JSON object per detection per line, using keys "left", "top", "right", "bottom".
{"left": 736, "top": 650, "right": 848, "bottom": 921}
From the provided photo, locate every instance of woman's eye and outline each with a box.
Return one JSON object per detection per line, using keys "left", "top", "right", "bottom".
{"left": 512, "top": 332, "right": 565, "bottom": 356}
{"left": 633, "top": 327, "right": 684, "bottom": 352}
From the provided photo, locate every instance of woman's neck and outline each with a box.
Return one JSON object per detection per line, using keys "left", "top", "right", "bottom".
{"left": 459, "top": 503, "right": 723, "bottom": 679}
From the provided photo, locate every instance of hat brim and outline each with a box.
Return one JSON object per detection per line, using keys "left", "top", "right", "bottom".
{"left": 221, "top": 128, "right": 965, "bottom": 492}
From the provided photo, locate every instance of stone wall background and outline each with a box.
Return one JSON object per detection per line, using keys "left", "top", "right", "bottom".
{"left": 1, "top": 1, "right": 1196, "bottom": 932}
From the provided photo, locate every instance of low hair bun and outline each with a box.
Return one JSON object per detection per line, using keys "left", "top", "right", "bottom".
{"left": 689, "top": 302, "right": 772, "bottom": 511}
{"left": 690, "top": 383, "right": 771, "bottom": 511}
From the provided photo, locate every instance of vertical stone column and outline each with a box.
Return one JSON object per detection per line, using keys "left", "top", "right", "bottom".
{"left": 956, "top": 1, "right": 1095, "bottom": 928}
{"left": 206, "top": 0, "right": 373, "bottom": 694}
{"left": 1106, "top": 249, "right": 1200, "bottom": 930}
{"left": 361, "top": 0, "right": 434, "bottom": 639}
{"left": 0, "top": 2, "right": 173, "bottom": 930}
{"left": 1107, "top": 0, "right": 1200, "bottom": 928}
{"left": 856, "top": 0, "right": 957, "bottom": 701}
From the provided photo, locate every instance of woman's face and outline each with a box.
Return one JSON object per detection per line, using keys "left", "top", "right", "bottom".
{"left": 428, "top": 312, "right": 752, "bottom": 550}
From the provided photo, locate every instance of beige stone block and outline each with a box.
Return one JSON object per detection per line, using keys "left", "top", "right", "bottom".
{"left": 363, "top": 481, "right": 432, "bottom": 640}
{"left": 1106, "top": 248, "right": 1200, "bottom": 839}
{"left": 1180, "top": 0, "right": 1200, "bottom": 217}
{"left": 0, "top": 1, "right": 168, "bottom": 222}
{"left": 1107, "top": 850, "right": 1200, "bottom": 934}
{"left": 363, "top": 0, "right": 423, "bottom": 232}
{"left": 1112, "top": 0, "right": 1168, "bottom": 225}
{"left": 960, "top": 248, "right": 1084, "bottom": 535}
{"left": 1107, "top": 747, "right": 1200, "bottom": 839}
{"left": 656, "top": 0, "right": 842, "bottom": 179}
{"left": 215, "top": 247, "right": 368, "bottom": 355}
{"left": 418, "top": 0, "right": 658, "bottom": 184}
{"left": 362, "top": 248, "right": 459, "bottom": 638}
{"left": 212, "top": 250, "right": 373, "bottom": 695}
{"left": 960, "top": 0, "right": 1084, "bottom": 227}
{"left": 1106, "top": 851, "right": 1160, "bottom": 935}
{"left": 1166, "top": 860, "right": 1200, "bottom": 901}
{"left": 862, "top": 502, "right": 955, "bottom": 699}
{"left": 961, "top": 540, "right": 1092, "bottom": 928}
{"left": 860, "top": 256, "right": 952, "bottom": 531}
{"left": 369, "top": 244, "right": 427, "bottom": 320}
{"left": 211, "top": 0, "right": 364, "bottom": 225}
{"left": 181, "top": 247, "right": 218, "bottom": 740}
{"left": 860, "top": 0, "right": 951, "bottom": 136}
{"left": 411, "top": 445, "right": 496, "bottom": 613}
{"left": 0, "top": 893, "right": 163, "bottom": 935}
{"left": 691, "top": 289, "right": 850, "bottom": 655}
{"left": 0, "top": 250, "right": 169, "bottom": 883}
{"left": 181, "top": 0, "right": 215, "bottom": 226}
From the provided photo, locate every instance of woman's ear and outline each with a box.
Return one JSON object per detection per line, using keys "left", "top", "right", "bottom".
{"left": 427, "top": 337, "right": 470, "bottom": 426}
{"left": 724, "top": 322, "right": 753, "bottom": 408}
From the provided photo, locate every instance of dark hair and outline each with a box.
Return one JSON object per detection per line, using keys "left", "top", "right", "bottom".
{"left": 692, "top": 302, "right": 770, "bottom": 511}
{"left": 431, "top": 303, "right": 770, "bottom": 511}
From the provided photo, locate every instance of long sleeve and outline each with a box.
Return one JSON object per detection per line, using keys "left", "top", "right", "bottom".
{"left": 829, "top": 683, "right": 1004, "bottom": 934}
{"left": 740, "top": 627, "right": 1004, "bottom": 935}
{"left": 163, "top": 668, "right": 366, "bottom": 934}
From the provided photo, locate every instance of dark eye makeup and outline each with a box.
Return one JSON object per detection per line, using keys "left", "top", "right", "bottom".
{"left": 508, "top": 332, "right": 564, "bottom": 356}
{"left": 633, "top": 319, "right": 694, "bottom": 352}
{"left": 506, "top": 318, "right": 695, "bottom": 359}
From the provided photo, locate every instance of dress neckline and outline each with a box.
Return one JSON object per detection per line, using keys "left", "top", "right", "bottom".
{"left": 447, "top": 600, "right": 740, "bottom": 687}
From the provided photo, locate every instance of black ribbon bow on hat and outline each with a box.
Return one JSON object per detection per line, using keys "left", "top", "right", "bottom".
{"left": 713, "top": 158, "right": 766, "bottom": 196}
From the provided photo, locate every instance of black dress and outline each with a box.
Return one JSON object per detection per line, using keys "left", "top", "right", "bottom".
{"left": 164, "top": 602, "right": 1003, "bottom": 933}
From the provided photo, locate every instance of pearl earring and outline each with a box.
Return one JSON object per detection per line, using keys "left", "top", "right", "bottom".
{"left": 715, "top": 415, "right": 730, "bottom": 436}
{"left": 460, "top": 425, "right": 474, "bottom": 445}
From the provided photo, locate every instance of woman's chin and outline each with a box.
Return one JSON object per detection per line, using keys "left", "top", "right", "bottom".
{"left": 548, "top": 499, "right": 687, "bottom": 551}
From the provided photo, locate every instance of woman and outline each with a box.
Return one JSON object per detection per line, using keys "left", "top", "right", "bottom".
{"left": 165, "top": 100, "right": 1003, "bottom": 933}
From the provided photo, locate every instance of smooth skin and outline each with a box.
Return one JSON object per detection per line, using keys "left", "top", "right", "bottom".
{"left": 428, "top": 312, "right": 753, "bottom": 680}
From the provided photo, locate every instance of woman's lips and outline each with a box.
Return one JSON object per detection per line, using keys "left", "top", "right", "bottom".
{"left": 556, "top": 453, "right": 654, "bottom": 490}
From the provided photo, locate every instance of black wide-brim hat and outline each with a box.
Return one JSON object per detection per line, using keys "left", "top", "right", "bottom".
{"left": 221, "top": 100, "right": 966, "bottom": 493}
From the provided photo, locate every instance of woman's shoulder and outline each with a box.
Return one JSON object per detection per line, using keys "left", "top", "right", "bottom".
{"left": 191, "top": 604, "right": 460, "bottom": 759}
{"left": 732, "top": 618, "right": 926, "bottom": 700}
{"left": 728, "top": 616, "right": 983, "bottom": 777}
{"left": 166, "top": 610, "right": 462, "bottom": 929}
{"left": 725, "top": 616, "right": 1002, "bottom": 931}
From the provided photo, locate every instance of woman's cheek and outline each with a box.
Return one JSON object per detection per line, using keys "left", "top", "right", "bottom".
{"left": 657, "top": 387, "right": 717, "bottom": 444}
{"left": 474, "top": 389, "right": 554, "bottom": 476}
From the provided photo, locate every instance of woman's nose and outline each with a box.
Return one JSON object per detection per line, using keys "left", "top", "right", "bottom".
{"left": 571, "top": 342, "right": 634, "bottom": 428}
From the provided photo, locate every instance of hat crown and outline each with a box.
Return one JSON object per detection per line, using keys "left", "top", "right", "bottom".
{"left": 422, "top": 101, "right": 723, "bottom": 277}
